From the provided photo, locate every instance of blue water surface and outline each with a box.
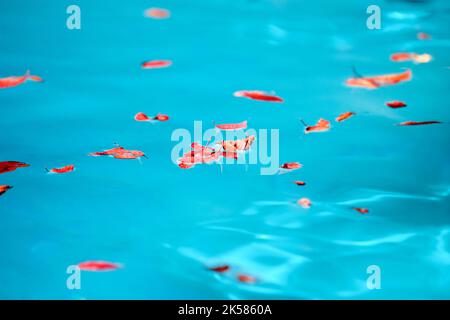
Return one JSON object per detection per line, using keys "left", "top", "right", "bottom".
{"left": 0, "top": 0, "right": 449, "bottom": 299}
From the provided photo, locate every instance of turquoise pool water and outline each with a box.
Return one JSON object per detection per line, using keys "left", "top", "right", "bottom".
{"left": 0, "top": 0, "right": 449, "bottom": 299}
